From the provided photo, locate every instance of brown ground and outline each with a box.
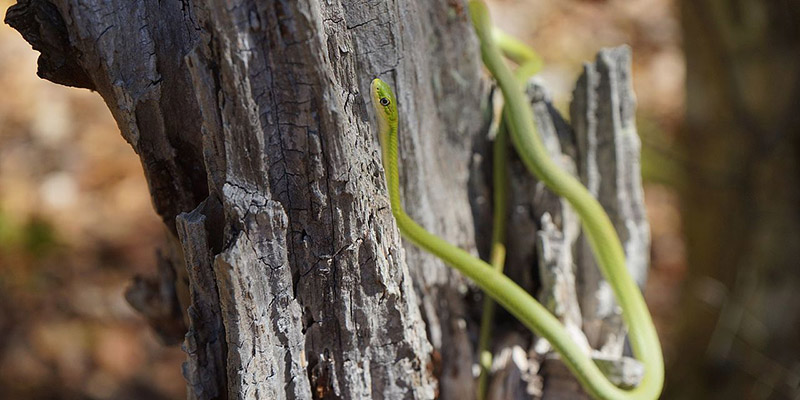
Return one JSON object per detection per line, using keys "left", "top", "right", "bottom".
{"left": 0, "top": 1, "right": 184, "bottom": 397}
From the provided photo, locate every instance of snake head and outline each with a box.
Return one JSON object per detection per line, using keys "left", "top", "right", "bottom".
{"left": 370, "top": 78, "right": 398, "bottom": 132}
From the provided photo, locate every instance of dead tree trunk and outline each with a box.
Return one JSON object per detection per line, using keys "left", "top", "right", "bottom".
{"left": 6, "top": 1, "right": 651, "bottom": 399}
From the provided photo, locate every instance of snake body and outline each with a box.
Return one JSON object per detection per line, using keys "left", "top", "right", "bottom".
{"left": 476, "top": 27, "right": 544, "bottom": 399}
{"left": 369, "top": 2, "right": 664, "bottom": 398}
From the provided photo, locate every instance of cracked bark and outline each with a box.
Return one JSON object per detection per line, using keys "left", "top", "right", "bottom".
{"left": 6, "top": 0, "right": 651, "bottom": 399}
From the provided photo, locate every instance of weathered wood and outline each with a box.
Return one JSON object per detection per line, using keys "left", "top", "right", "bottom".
{"left": 177, "top": 1, "right": 487, "bottom": 398}
{"left": 124, "top": 246, "right": 187, "bottom": 346}
{"left": 571, "top": 48, "right": 650, "bottom": 354}
{"left": 6, "top": 0, "right": 484, "bottom": 398}
{"left": 176, "top": 197, "right": 227, "bottom": 399}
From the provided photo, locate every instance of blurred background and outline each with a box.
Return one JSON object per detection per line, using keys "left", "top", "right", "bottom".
{"left": 1, "top": 0, "right": 798, "bottom": 399}
{"left": 0, "top": 0, "right": 185, "bottom": 397}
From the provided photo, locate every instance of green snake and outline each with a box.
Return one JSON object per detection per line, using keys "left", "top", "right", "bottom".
{"left": 476, "top": 25, "right": 543, "bottom": 400}
{"left": 369, "top": 2, "right": 664, "bottom": 399}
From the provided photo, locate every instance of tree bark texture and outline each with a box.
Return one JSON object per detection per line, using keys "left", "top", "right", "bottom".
{"left": 671, "top": 1, "right": 800, "bottom": 399}
{"left": 6, "top": 1, "right": 651, "bottom": 399}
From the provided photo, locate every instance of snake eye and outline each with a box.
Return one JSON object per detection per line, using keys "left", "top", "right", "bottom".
{"left": 379, "top": 97, "right": 390, "bottom": 106}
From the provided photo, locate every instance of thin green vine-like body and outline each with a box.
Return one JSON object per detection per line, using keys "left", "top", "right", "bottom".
{"left": 370, "top": 4, "right": 663, "bottom": 398}
{"left": 476, "top": 28, "right": 544, "bottom": 400}
{"left": 476, "top": 99, "right": 508, "bottom": 400}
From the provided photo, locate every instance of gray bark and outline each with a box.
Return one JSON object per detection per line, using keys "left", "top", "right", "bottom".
{"left": 6, "top": 0, "right": 650, "bottom": 399}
